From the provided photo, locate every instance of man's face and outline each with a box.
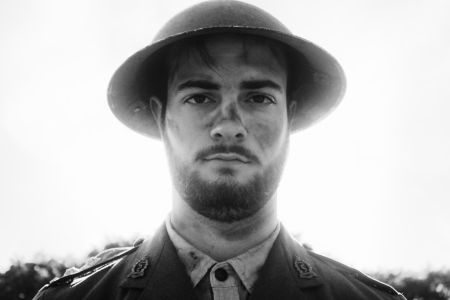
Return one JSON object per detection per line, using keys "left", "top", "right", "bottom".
{"left": 160, "top": 35, "right": 290, "bottom": 222}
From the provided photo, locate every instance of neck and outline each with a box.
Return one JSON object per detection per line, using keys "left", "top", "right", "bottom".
{"left": 170, "top": 191, "right": 278, "bottom": 261}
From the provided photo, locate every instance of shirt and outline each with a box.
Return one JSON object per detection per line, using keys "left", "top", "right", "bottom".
{"left": 165, "top": 217, "right": 280, "bottom": 300}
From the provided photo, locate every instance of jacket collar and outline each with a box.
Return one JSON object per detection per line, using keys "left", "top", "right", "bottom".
{"left": 120, "top": 224, "right": 197, "bottom": 300}
{"left": 119, "top": 223, "right": 322, "bottom": 300}
{"left": 250, "top": 224, "right": 323, "bottom": 299}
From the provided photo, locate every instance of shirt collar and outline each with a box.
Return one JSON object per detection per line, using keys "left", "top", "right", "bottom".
{"left": 165, "top": 216, "right": 280, "bottom": 293}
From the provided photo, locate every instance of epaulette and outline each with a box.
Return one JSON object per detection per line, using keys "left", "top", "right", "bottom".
{"left": 352, "top": 271, "right": 406, "bottom": 299}
{"left": 308, "top": 251, "right": 406, "bottom": 299}
{"left": 45, "top": 241, "right": 142, "bottom": 289}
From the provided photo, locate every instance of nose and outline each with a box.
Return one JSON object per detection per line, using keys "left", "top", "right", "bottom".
{"left": 210, "top": 120, "right": 247, "bottom": 142}
{"left": 210, "top": 103, "right": 247, "bottom": 142}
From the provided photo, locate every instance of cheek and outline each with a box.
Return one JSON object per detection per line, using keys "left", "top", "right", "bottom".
{"left": 165, "top": 113, "right": 180, "bottom": 135}
{"left": 164, "top": 114, "right": 186, "bottom": 153}
{"left": 164, "top": 112, "right": 204, "bottom": 157}
{"left": 250, "top": 120, "right": 285, "bottom": 150}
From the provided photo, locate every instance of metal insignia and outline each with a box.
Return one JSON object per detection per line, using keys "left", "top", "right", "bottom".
{"left": 294, "top": 258, "right": 317, "bottom": 279}
{"left": 128, "top": 257, "right": 149, "bottom": 279}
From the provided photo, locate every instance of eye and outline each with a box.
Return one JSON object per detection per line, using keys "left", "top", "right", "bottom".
{"left": 184, "top": 95, "right": 214, "bottom": 104}
{"left": 246, "top": 94, "right": 276, "bottom": 105}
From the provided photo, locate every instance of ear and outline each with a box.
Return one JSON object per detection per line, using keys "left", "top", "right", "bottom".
{"left": 150, "top": 96, "right": 164, "bottom": 133}
{"left": 288, "top": 100, "right": 297, "bottom": 129}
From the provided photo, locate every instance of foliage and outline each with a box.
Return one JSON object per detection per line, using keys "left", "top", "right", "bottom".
{"left": 372, "top": 271, "right": 450, "bottom": 300}
{"left": 0, "top": 259, "right": 65, "bottom": 300}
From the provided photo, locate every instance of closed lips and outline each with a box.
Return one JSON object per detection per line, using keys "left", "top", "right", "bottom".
{"left": 204, "top": 153, "right": 250, "bottom": 163}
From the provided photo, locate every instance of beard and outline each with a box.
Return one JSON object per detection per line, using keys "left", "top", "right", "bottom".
{"left": 167, "top": 143, "right": 288, "bottom": 223}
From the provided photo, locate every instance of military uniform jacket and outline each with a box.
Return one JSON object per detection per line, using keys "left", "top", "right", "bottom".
{"left": 33, "top": 224, "right": 406, "bottom": 300}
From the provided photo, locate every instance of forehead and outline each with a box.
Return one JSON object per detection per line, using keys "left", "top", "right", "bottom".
{"left": 167, "top": 34, "right": 288, "bottom": 85}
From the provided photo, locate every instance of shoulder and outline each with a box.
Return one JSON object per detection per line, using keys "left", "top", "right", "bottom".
{"left": 50, "top": 246, "right": 138, "bottom": 287}
{"left": 307, "top": 250, "right": 407, "bottom": 299}
{"left": 62, "top": 247, "right": 134, "bottom": 277}
{"left": 32, "top": 241, "right": 143, "bottom": 300}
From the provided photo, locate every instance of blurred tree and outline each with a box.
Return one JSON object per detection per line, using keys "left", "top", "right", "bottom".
{"left": 0, "top": 259, "right": 65, "bottom": 300}
{"left": 373, "top": 270, "right": 450, "bottom": 300}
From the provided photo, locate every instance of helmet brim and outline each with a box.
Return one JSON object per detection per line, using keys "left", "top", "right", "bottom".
{"left": 107, "top": 26, "right": 346, "bottom": 138}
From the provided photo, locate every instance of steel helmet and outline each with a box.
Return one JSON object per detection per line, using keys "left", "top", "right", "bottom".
{"left": 107, "top": 0, "right": 346, "bottom": 138}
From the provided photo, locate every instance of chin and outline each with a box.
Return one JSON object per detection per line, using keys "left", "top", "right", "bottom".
{"left": 201, "top": 166, "right": 257, "bottom": 185}
{"left": 170, "top": 145, "right": 288, "bottom": 222}
{"left": 174, "top": 167, "right": 276, "bottom": 223}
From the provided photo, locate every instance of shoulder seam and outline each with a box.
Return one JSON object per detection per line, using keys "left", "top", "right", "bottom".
{"left": 352, "top": 271, "right": 404, "bottom": 297}
{"left": 47, "top": 245, "right": 139, "bottom": 287}
{"left": 307, "top": 251, "right": 403, "bottom": 297}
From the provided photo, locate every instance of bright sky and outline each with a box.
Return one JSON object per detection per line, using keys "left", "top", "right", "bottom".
{"left": 1, "top": 0, "right": 449, "bottom": 275}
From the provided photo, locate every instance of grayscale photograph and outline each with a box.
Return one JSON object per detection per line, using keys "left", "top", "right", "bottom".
{"left": 0, "top": 1, "right": 449, "bottom": 299}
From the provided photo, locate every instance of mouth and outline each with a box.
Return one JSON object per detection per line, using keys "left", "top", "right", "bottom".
{"left": 204, "top": 153, "right": 250, "bottom": 163}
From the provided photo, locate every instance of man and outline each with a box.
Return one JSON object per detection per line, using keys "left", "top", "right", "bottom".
{"left": 34, "top": 1, "right": 406, "bottom": 299}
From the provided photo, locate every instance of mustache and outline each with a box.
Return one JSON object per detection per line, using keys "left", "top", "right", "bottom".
{"left": 195, "top": 145, "right": 260, "bottom": 164}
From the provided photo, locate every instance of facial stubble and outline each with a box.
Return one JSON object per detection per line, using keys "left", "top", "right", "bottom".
{"left": 166, "top": 140, "right": 288, "bottom": 223}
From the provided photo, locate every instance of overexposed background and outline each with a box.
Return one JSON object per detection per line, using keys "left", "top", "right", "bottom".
{"left": 1, "top": 0, "right": 449, "bottom": 275}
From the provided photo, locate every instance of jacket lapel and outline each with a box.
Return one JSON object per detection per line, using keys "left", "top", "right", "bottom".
{"left": 250, "top": 225, "right": 323, "bottom": 300}
{"left": 120, "top": 224, "right": 196, "bottom": 300}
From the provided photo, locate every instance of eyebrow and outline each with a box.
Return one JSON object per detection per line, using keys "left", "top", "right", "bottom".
{"left": 175, "top": 79, "right": 283, "bottom": 92}
{"left": 176, "top": 80, "right": 220, "bottom": 91}
{"left": 240, "top": 80, "right": 283, "bottom": 91}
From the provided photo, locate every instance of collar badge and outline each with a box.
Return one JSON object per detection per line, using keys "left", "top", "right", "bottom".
{"left": 294, "top": 258, "right": 317, "bottom": 279}
{"left": 128, "top": 257, "right": 149, "bottom": 279}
